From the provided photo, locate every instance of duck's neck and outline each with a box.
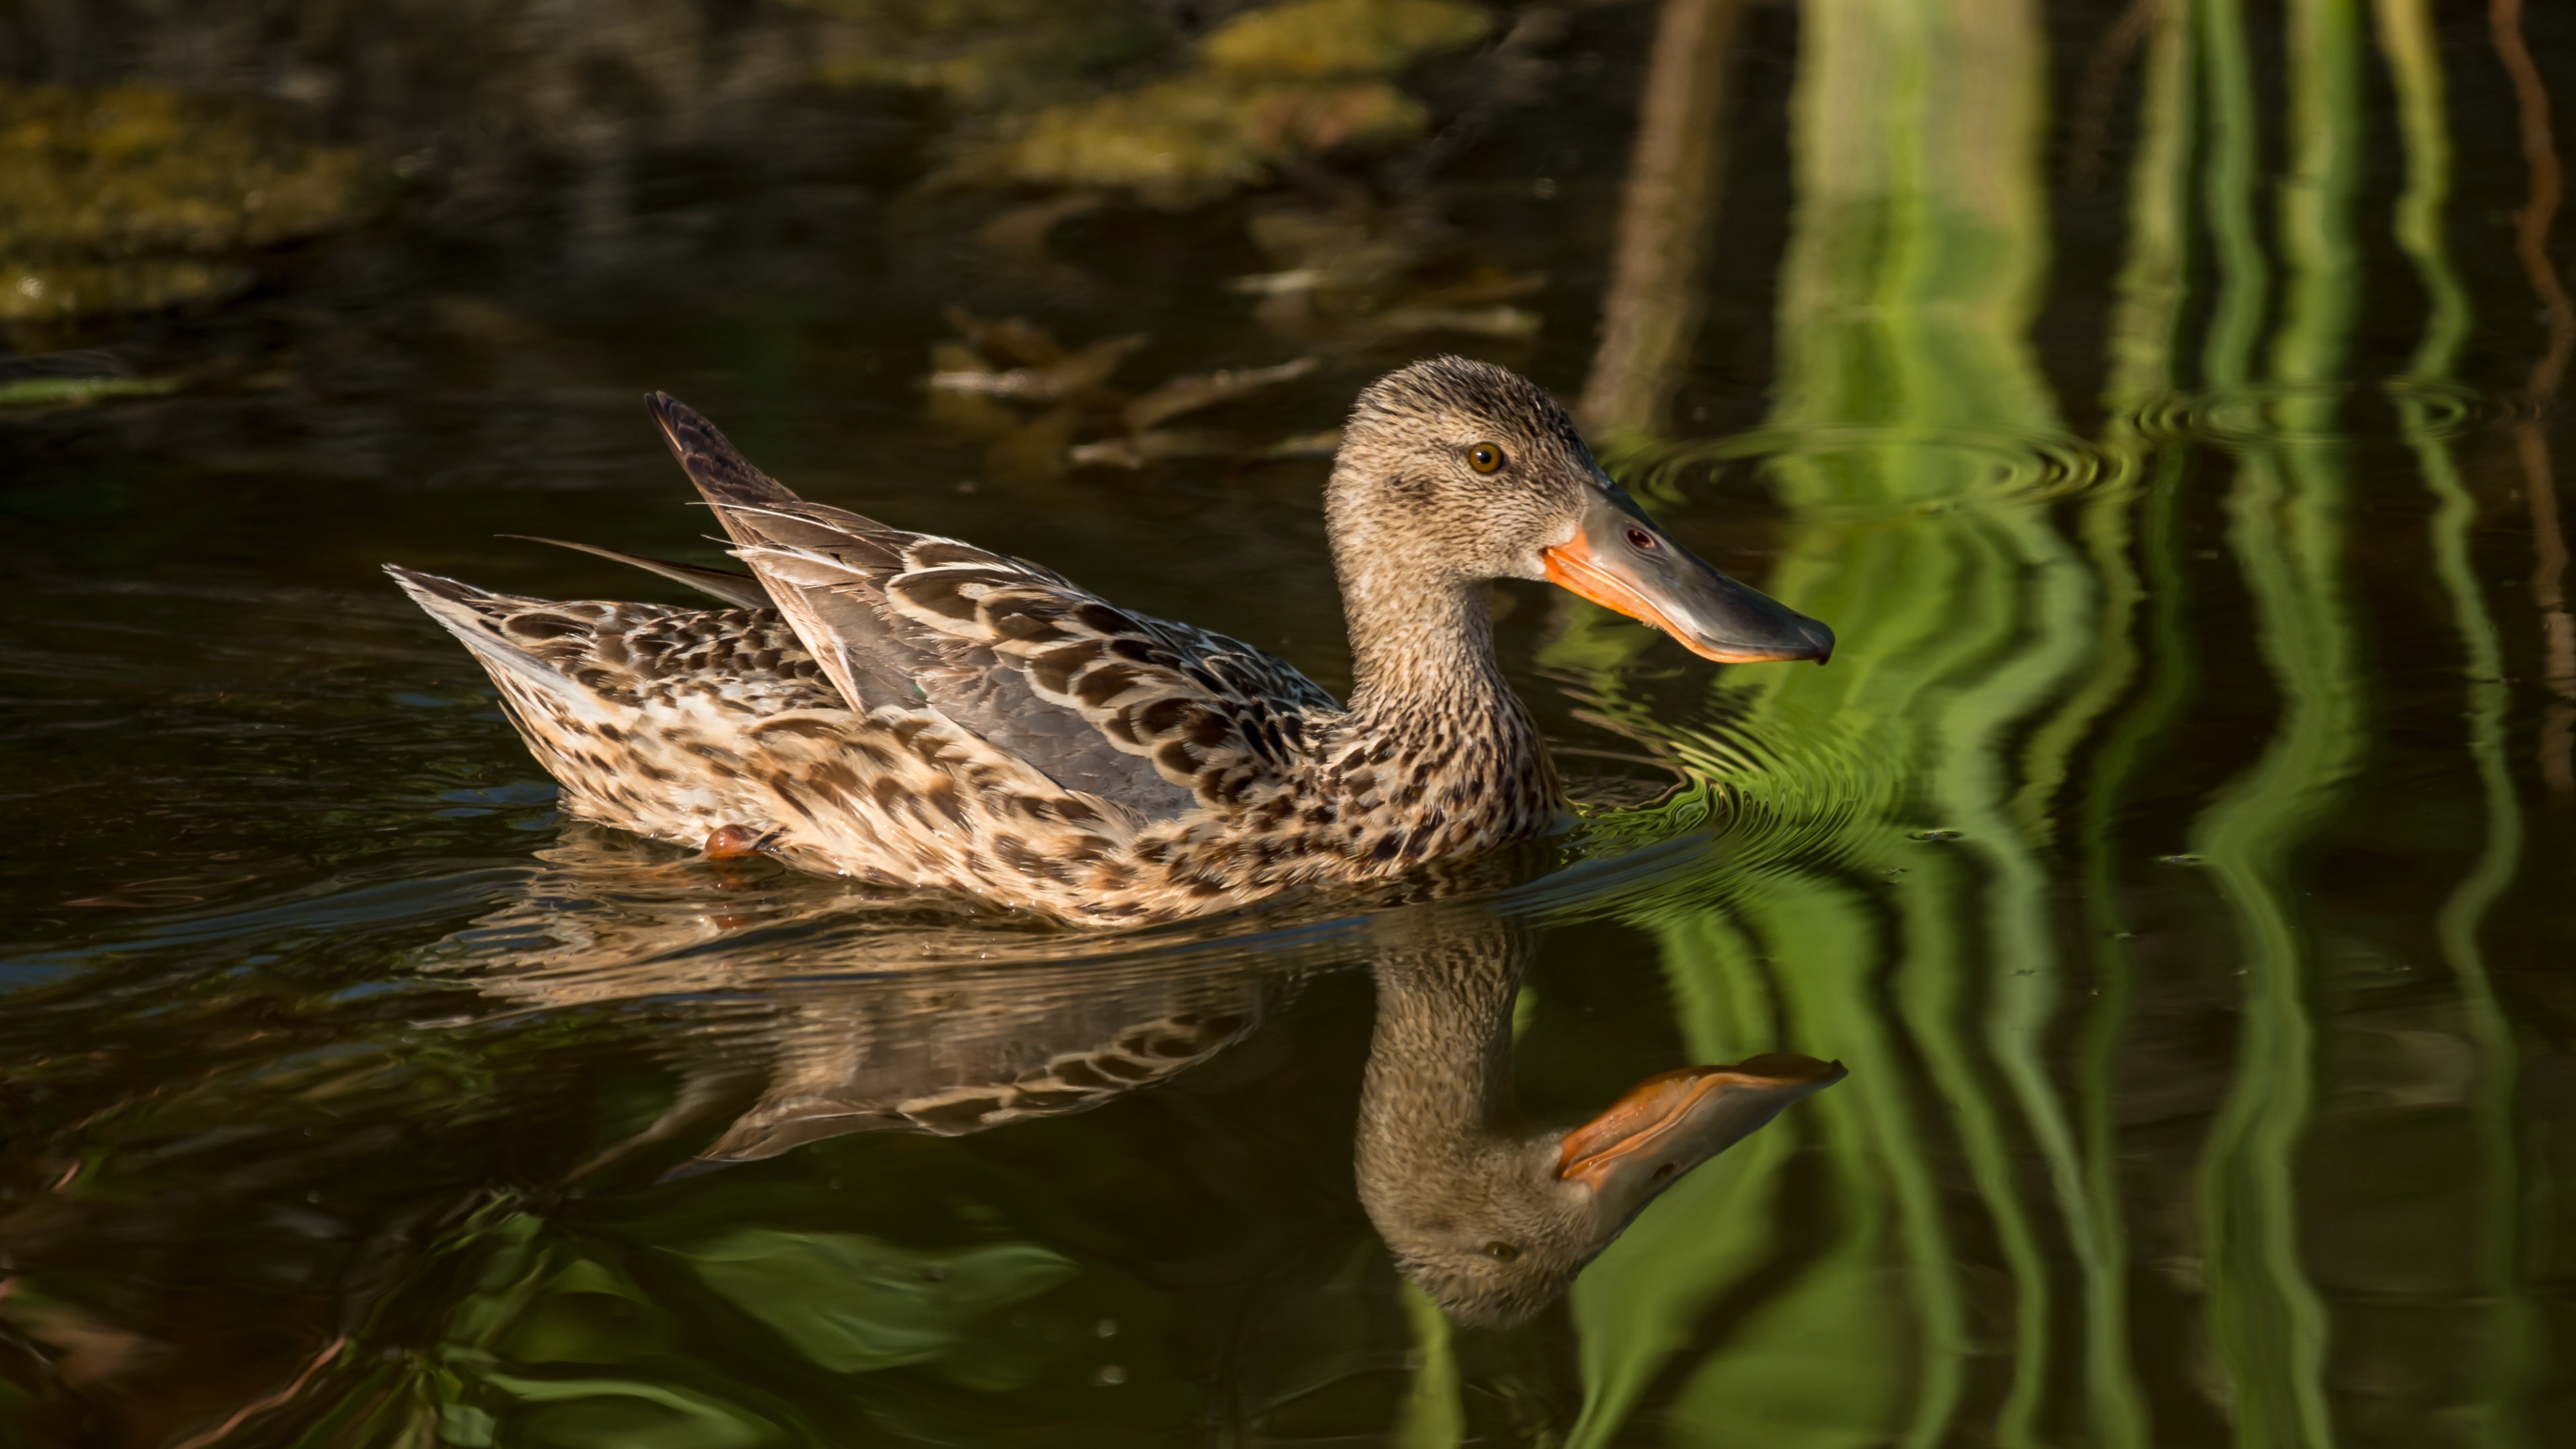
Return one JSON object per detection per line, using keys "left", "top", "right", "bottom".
{"left": 1355, "top": 924, "right": 1525, "bottom": 1191}
{"left": 1328, "top": 533, "right": 1546, "bottom": 787}
{"left": 1338, "top": 562, "right": 1497, "bottom": 702}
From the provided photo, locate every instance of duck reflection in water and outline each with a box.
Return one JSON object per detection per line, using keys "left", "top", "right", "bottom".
{"left": 460, "top": 840, "right": 1842, "bottom": 1324}
{"left": 1354, "top": 914, "right": 1841, "bottom": 1326}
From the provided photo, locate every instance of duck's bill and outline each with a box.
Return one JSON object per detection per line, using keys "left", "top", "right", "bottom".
{"left": 1557, "top": 1054, "right": 1845, "bottom": 1219}
{"left": 1541, "top": 484, "right": 1834, "bottom": 663}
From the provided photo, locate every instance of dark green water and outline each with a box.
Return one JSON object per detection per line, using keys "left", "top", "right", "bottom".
{"left": 6, "top": 1, "right": 2576, "bottom": 1444}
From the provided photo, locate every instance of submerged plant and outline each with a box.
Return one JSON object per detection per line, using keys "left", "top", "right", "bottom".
{"left": 798, "top": 0, "right": 1168, "bottom": 111}
{"left": 0, "top": 83, "right": 376, "bottom": 329}
{"left": 833, "top": 0, "right": 1493, "bottom": 206}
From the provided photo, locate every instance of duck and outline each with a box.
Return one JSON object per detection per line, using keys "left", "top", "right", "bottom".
{"left": 389, "top": 358, "right": 1833, "bottom": 926}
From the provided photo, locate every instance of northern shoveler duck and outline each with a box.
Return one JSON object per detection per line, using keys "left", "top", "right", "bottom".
{"left": 390, "top": 358, "right": 1832, "bottom": 926}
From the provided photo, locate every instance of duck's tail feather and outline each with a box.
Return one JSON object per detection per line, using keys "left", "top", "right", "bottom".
{"left": 499, "top": 535, "right": 771, "bottom": 610}
{"left": 383, "top": 564, "right": 592, "bottom": 707}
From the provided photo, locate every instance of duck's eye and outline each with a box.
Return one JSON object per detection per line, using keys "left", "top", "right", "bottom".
{"left": 1468, "top": 443, "right": 1505, "bottom": 474}
{"left": 1625, "top": 527, "right": 1656, "bottom": 550}
{"left": 1483, "top": 1240, "right": 1520, "bottom": 1262}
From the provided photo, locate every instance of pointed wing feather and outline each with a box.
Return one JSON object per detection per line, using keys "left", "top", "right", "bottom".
{"left": 643, "top": 394, "right": 1342, "bottom": 821}
{"left": 645, "top": 394, "right": 924, "bottom": 713}
{"left": 502, "top": 535, "right": 772, "bottom": 610}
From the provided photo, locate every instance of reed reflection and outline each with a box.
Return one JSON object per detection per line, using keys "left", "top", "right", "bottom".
{"left": 1550, "top": 0, "right": 2105, "bottom": 1439}
{"left": 1540, "top": 0, "right": 2565, "bottom": 1442}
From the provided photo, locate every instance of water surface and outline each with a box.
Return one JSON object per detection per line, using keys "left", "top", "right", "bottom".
{"left": 5, "top": 1, "right": 2575, "bottom": 1444}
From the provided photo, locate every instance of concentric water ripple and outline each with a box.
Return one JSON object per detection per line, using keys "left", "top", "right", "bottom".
{"left": 1623, "top": 421, "right": 2125, "bottom": 516}
{"left": 1560, "top": 704, "right": 1912, "bottom": 911}
{"left": 2122, "top": 376, "right": 2536, "bottom": 447}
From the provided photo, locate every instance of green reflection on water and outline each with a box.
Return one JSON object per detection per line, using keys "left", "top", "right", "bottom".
{"left": 2381, "top": 0, "right": 2535, "bottom": 1440}
{"left": 1553, "top": 0, "right": 2558, "bottom": 1442}
{"left": 2066, "top": 7, "right": 2194, "bottom": 1448}
{"left": 1576, "top": 1, "right": 2114, "bottom": 1443}
{"left": 1392, "top": 1280, "right": 1464, "bottom": 1448}
{"left": 2190, "top": 0, "right": 2357, "bottom": 1442}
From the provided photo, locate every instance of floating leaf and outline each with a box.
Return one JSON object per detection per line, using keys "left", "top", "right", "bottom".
{"left": 0, "top": 373, "right": 178, "bottom": 407}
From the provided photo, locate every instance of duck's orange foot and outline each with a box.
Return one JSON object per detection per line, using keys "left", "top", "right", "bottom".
{"left": 702, "top": 824, "right": 779, "bottom": 859}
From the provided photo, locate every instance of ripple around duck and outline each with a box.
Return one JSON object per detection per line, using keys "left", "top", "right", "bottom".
{"left": 1674, "top": 720, "right": 1898, "bottom": 861}
{"left": 439, "top": 810, "right": 1783, "bottom": 1015}
{"left": 1621, "top": 422, "right": 2125, "bottom": 513}
{"left": 405, "top": 819, "right": 1483, "bottom": 1016}
{"left": 1550, "top": 706, "right": 1911, "bottom": 930}
{"left": 2122, "top": 377, "right": 2536, "bottom": 448}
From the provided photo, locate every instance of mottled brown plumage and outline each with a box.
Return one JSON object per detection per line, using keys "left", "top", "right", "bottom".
{"left": 391, "top": 358, "right": 1830, "bottom": 926}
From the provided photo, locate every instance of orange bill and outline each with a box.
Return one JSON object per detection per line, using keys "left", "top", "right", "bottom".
{"left": 1542, "top": 482, "right": 1833, "bottom": 664}
{"left": 1557, "top": 1053, "right": 1846, "bottom": 1208}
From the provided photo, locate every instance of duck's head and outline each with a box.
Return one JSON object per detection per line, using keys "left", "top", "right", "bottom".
{"left": 1364, "top": 1053, "right": 1846, "bottom": 1327}
{"left": 1327, "top": 357, "right": 1833, "bottom": 664}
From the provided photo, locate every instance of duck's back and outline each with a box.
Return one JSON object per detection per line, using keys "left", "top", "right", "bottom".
{"left": 388, "top": 396, "right": 1366, "bottom": 922}
{"left": 645, "top": 394, "right": 1340, "bottom": 820}
{"left": 392, "top": 555, "right": 1351, "bottom": 912}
